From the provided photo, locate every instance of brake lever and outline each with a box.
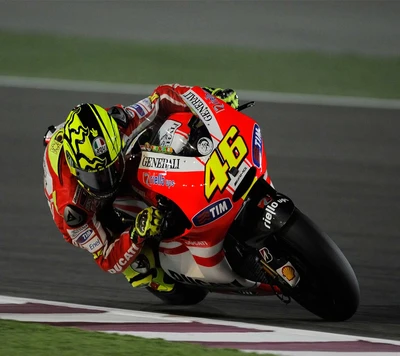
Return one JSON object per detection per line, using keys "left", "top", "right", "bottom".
{"left": 237, "top": 101, "right": 255, "bottom": 112}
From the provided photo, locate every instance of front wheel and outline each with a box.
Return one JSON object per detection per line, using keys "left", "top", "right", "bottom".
{"left": 279, "top": 209, "right": 360, "bottom": 321}
{"left": 146, "top": 282, "right": 209, "bottom": 306}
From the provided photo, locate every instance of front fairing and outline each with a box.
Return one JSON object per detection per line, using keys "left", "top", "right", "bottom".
{"left": 125, "top": 87, "right": 268, "bottom": 239}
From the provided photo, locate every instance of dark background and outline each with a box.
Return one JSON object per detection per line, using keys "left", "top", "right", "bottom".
{"left": 1, "top": 1, "right": 400, "bottom": 56}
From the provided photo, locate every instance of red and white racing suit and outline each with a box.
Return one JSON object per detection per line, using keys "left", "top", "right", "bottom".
{"left": 43, "top": 84, "right": 193, "bottom": 274}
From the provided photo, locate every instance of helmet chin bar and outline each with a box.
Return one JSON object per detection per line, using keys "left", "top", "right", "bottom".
{"left": 76, "top": 154, "right": 126, "bottom": 200}
{"left": 79, "top": 182, "right": 118, "bottom": 200}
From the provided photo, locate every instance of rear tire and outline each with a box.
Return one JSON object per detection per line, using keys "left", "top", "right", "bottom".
{"left": 279, "top": 209, "right": 360, "bottom": 321}
{"left": 146, "top": 282, "right": 209, "bottom": 305}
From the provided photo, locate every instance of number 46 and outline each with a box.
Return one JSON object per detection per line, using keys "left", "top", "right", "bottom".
{"left": 205, "top": 126, "right": 248, "bottom": 200}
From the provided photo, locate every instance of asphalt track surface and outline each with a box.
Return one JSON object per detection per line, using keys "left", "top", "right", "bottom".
{"left": 1, "top": 1, "right": 400, "bottom": 56}
{"left": 0, "top": 86, "right": 399, "bottom": 341}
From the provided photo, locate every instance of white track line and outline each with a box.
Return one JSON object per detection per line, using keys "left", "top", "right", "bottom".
{"left": 1, "top": 295, "right": 400, "bottom": 346}
{"left": 1, "top": 75, "right": 400, "bottom": 110}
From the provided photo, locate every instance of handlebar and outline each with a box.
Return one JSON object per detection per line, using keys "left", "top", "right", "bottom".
{"left": 237, "top": 101, "right": 255, "bottom": 112}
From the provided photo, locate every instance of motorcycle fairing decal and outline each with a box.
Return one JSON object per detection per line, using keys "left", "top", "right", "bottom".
{"left": 252, "top": 123, "right": 263, "bottom": 169}
{"left": 160, "top": 237, "right": 227, "bottom": 271}
{"left": 161, "top": 251, "right": 259, "bottom": 288}
{"left": 192, "top": 249, "right": 225, "bottom": 267}
{"left": 257, "top": 196, "right": 273, "bottom": 209}
{"left": 139, "top": 151, "right": 204, "bottom": 172}
{"left": 182, "top": 90, "right": 215, "bottom": 121}
{"left": 204, "top": 126, "right": 249, "bottom": 201}
{"left": 158, "top": 120, "right": 181, "bottom": 147}
{"left": 160, "top": 235, "right": 225, "bottom": 256}
{"left": 192, "top": 198, "right": 233, "bottom": 227}
{"left": 181, "top": 89, "right": 224, "bottom": 140}
{"left": 140, "top": 154, "right": 181, "bottom": 170}
{"left": 140, "top": 143, "right": 174, "bottom": 154}
{"left": 207, "top": 134, "right": 243, "bottom": 197}
{"left": 209, "top": 132, "right": 252, "bottom": 171}
{"left": 157, "top": 119, "right": 192, "bottom": 155}
{"left": 167, "top": 269, "right": 255, "bottom": 290}
{"left": 276, "top": 262, "right": 301, "bottom": 287}
{"left": 195, "top": 133, "right": 235, "bottom": 197}
{"left": 186, "top": 237, "right": 225, "bottom": 257}
{"left": 260, "top": 196, "right": 293, "bottom": 232}
{"left": 259, "top": 247, "right": 273, "bottom": 263}
{"left": 143, "top": 172, "right": 176, "bottom": 189}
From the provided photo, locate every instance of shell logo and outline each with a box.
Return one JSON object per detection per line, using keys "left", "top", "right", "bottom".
{"left": 282, "top": 265, "right": 296, "bottom": 281}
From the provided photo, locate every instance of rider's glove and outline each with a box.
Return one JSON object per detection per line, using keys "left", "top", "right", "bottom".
{"left": 203, "top": 87, "right": 239, "bottom": 110}
{"left": 108, "top": 105, "right": 129, "bottom": 128}
{"left": 130, "top": 207, "right": 164, "bottom": 245}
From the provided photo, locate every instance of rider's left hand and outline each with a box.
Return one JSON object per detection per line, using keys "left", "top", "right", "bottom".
{"left": 130, "top": 207, "right": 164, "bottom": 245}
{"left": 203, "top": 87, "right": 239, "bottom": 110}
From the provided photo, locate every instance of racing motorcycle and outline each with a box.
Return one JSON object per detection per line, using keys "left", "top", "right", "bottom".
{"left": 116, "top": 86, "right": 360, "bottom": 321}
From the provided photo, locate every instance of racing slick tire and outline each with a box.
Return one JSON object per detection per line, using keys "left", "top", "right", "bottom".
{"left": 280, "top": 208, "right": 360, "bottom": 321}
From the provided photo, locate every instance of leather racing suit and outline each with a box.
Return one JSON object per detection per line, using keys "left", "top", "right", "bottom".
{"left": 43, "top": 84, "right": 197, "bottom": 290}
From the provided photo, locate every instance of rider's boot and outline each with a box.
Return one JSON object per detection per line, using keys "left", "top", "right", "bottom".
{"left": 123, "top": 245, "right": 175, "bottom": 292}
{"left": 149, "top": 268, "right": 175, "bottom": 292}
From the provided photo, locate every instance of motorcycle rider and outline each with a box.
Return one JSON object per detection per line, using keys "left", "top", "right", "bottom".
{"left": 43, "top": 84, "right": 239, "bottom": 293}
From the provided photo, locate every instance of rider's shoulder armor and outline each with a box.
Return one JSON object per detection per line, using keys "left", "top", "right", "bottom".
{"left": 64, "top": 204, "right": 88, "bottom": 228}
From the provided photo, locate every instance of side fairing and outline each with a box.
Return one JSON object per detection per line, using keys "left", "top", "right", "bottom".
{"left": 159, "top": 238, "right": 258, "bottom": 289}
{"left": 132, "top": 87, "right": 269, "bottom": 287}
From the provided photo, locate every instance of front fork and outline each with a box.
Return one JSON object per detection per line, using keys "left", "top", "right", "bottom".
{"left": 226, "top": 178, "right": 301, "bottom": 293}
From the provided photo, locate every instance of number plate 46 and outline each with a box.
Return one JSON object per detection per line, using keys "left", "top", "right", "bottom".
{"left": 205, "top": 126, "right": 248, "bottom": 201}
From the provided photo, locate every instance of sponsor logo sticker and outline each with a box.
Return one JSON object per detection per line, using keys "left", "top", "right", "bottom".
{"left": 132, "top": 104, "right": 146, "bottom": 117}
{"left": 262, "top": 197, "right": 289, "bottom": 229}
{"left": 143, "top": 172, "right": 175, "bottom": 189}
{"left": 84, "top": 236, "right": 102, "bottom": 253}
{"left": 140, "top": 155, "right": 180, "bottom": 170}
{"left": 232, "top": 165, "right": 248, "bottom": 187}
{"left": 204, "top": 92, "right": 225, "bottom": 113}
{"left": 141, "top": 143, "right": 173, "bottom": 154}
{"left": 76, "top": 228, "right": 94, "bottom": 244}
{"left": 252, "top": 124, "right": 262, "bottom": 168}
{"left": 197, "top": 137, "right": 213, "bottom": 155}
{"left": 92, "top": 137, "right": 108, "bottom": 156}
{"left": 49, "top": 130, "right": 63, "bottom": 154}
{"left": 108, "top": 244, "right": 140, "bottom": 273}
{"left": 276, "top": 262, "right": 300, "bottom": 287}
{"left": 68, "top": 223, "right": 90, "bottom": 238}
{"left": 259, "top": 247, "right": 273, "bottom": 263}
{"left": 64, "top": 205, "right": 86, "bottom": 228}
{"left": 182, "top": 90, "right": 216, "bottom": 122}
{"left": 168, "top": 270, "right": 242, "bottom": 288}
{"left": 185, "top": 240, "right": 209, "bottom": 247}
{"left": 159, "top": 120, "right": 181, "bottom": 147}
{"left": 257, "top": 196, "right": 273, "bottom": 209}
{"left": 282, "top": 265, "right": 295, "bottom": 280}
{"left": 192, "top": 198, "right": 233, "bottom": 226}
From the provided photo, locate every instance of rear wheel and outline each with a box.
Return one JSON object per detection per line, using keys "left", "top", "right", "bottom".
{"left": 146, "top": 282, "right": 209, "bottom": 305}
{"left": 279, "top": 209, "right": 360, "bottom": 321}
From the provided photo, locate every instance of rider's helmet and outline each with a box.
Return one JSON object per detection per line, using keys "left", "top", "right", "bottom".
{"left": 63, "top": 103, "right": 125, "bottom": 199}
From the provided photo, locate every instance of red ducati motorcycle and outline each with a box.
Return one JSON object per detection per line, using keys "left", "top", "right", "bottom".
{"left": 117, "top": 87, "right": 360, "bottom": 321}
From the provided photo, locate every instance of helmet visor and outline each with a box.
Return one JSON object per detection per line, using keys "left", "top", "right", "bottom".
{"left": 76, "top": 155, "right": 125, "bottom": 197}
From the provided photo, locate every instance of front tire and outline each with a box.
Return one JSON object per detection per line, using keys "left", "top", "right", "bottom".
{"left": 279, "top": 209, "right": 360, "bottom": 321}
